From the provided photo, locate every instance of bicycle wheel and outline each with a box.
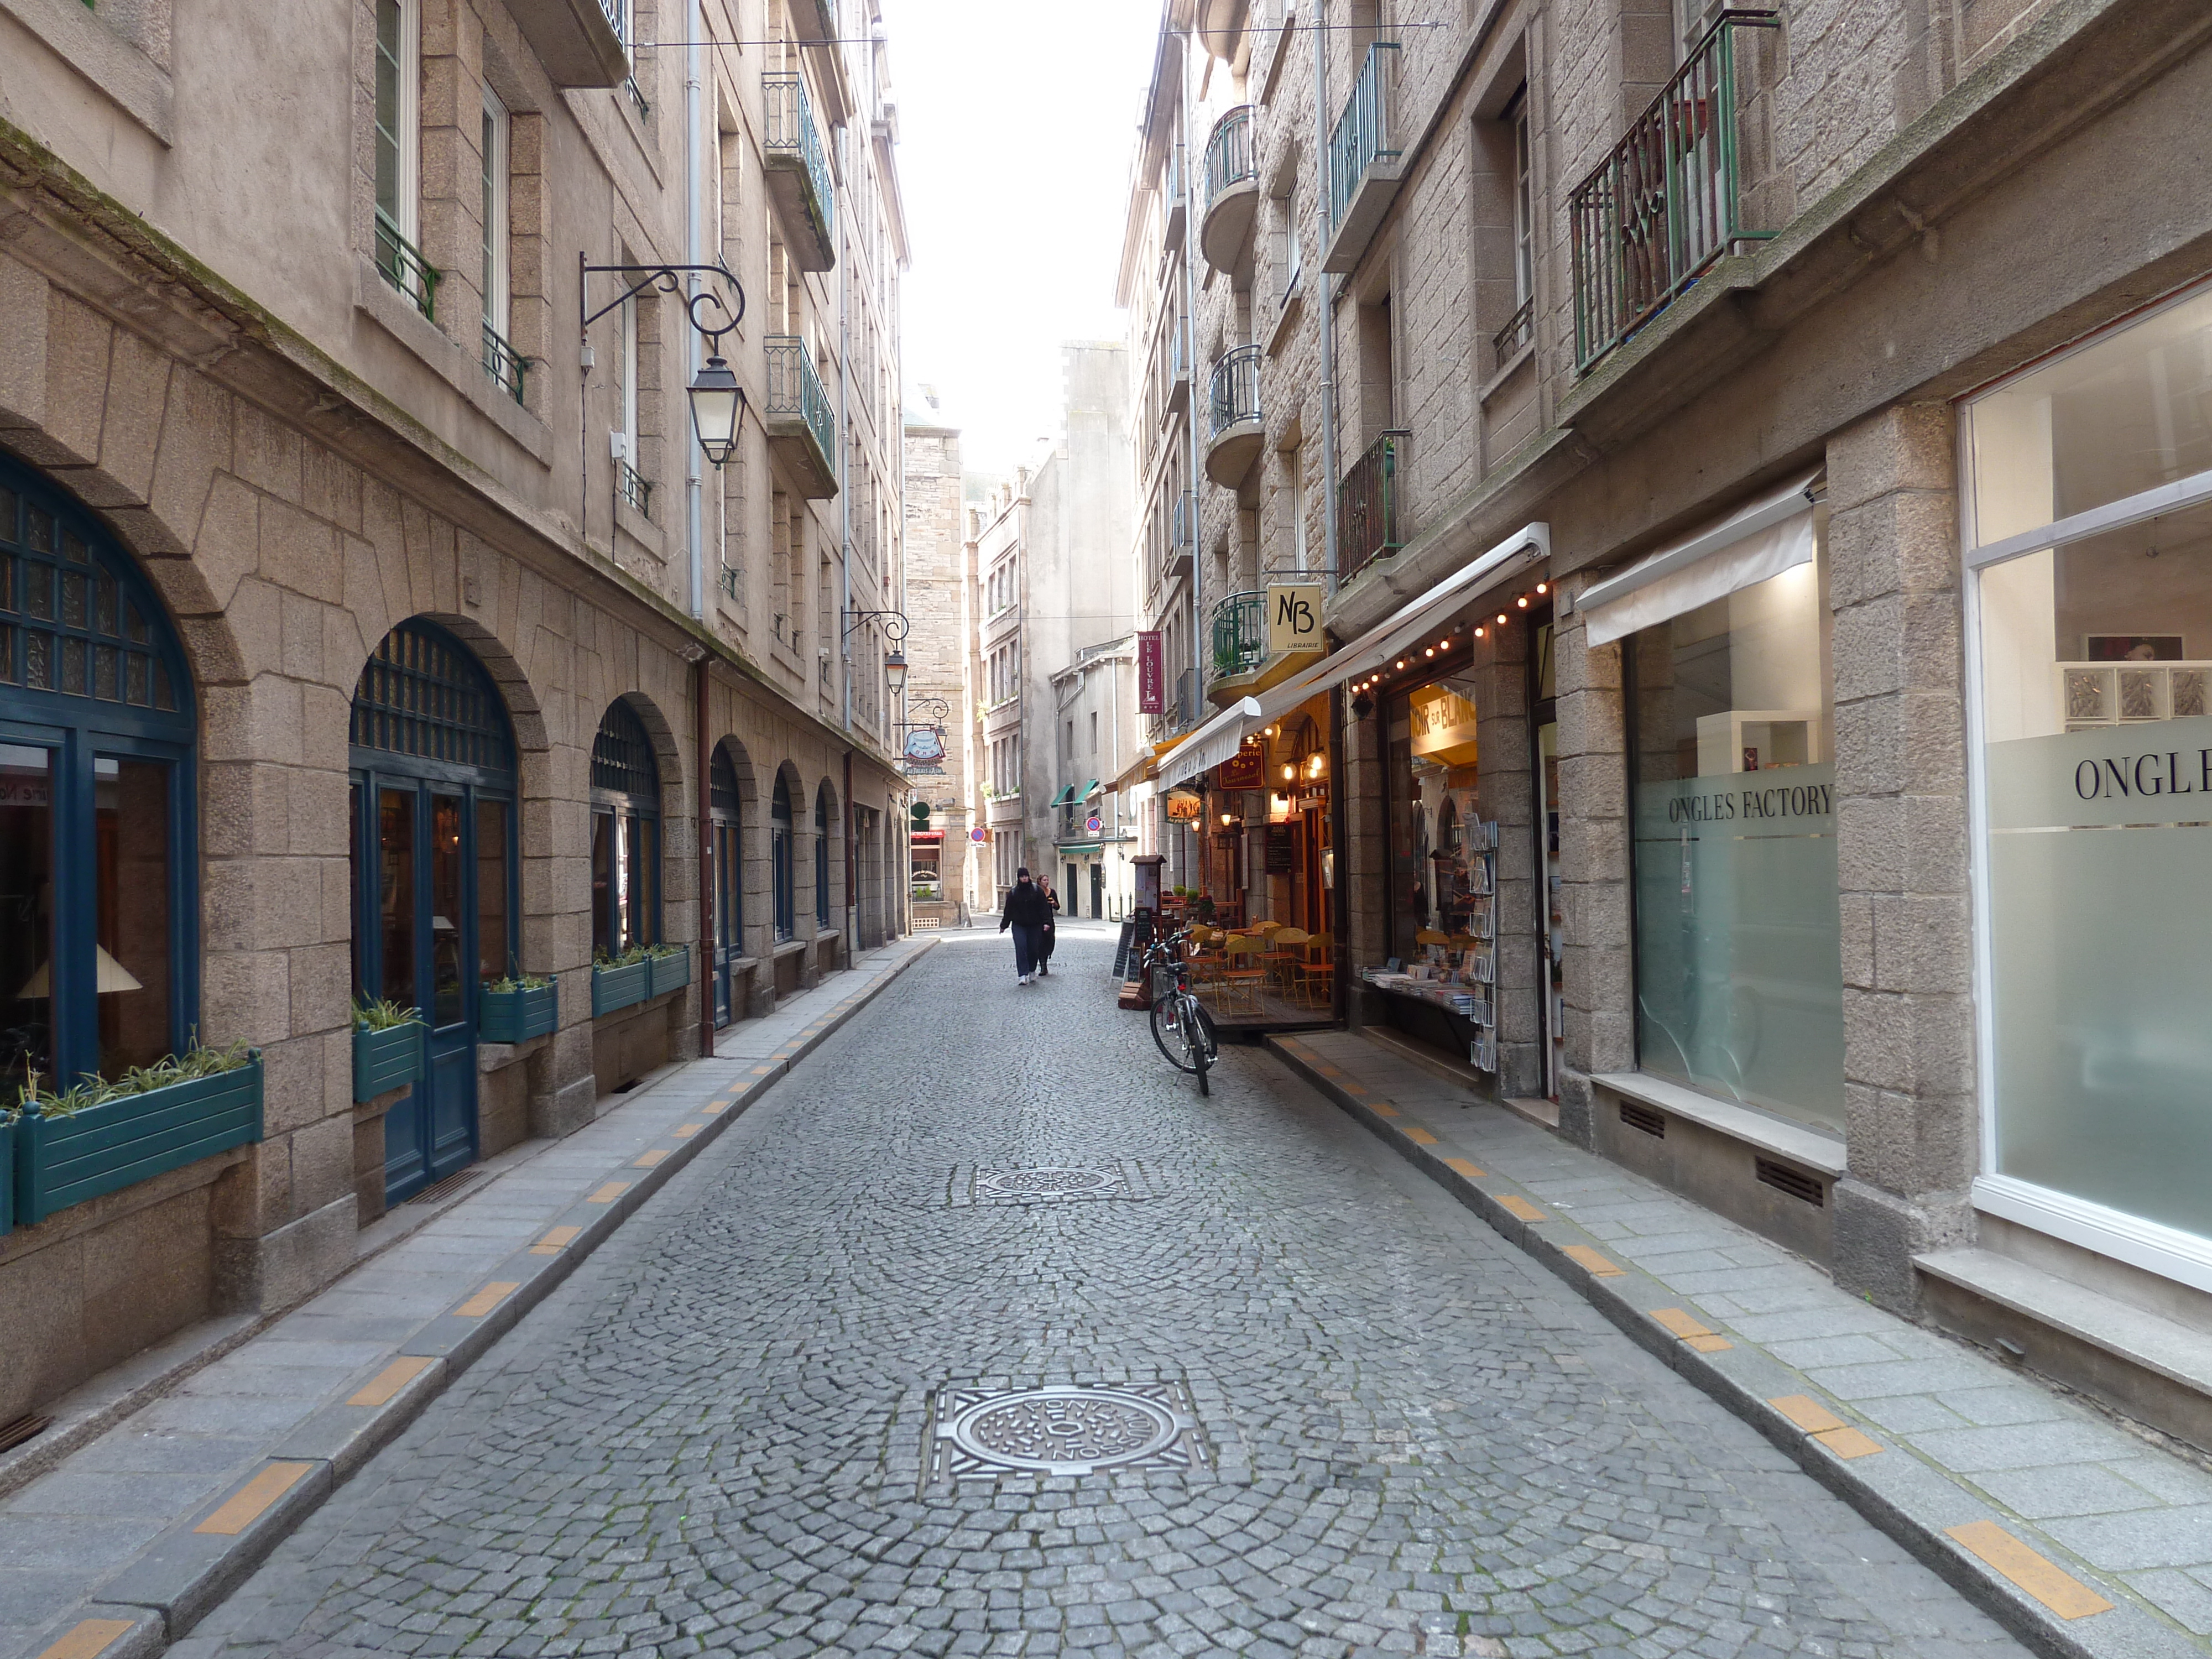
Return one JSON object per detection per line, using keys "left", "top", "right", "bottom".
{"left": 1183, "top": 992, "right": 1219, "bottom": 1095}
{"left": 1150, "top": 992, "right": 1202, "bottom": 1073}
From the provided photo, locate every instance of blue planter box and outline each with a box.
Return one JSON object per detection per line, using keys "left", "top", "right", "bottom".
{"left": 592, "top": 960, "right": 650, "bottom": 1017}
{"left": 648, "top": 950, "right": 691, "bottom": 1000}
{"left": 0, "top": 1117, "right": 13, "bottom": 1236}
{"left": 479, "top": 980, "right": 558, "bottom": 1044}
{"left": 16, "top": 1054, "right": 264, "bottom": 1228}
{"left": 353, "top": 1022, "right": 425, "bottom": 1102}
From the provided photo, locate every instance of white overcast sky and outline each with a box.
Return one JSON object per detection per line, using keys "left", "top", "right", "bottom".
{"left": 881, "top": 1, "right": 1164, "bottom": 475}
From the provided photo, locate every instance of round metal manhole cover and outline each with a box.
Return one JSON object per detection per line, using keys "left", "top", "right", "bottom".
{"left": 977, "top": 1168, "right": 1118, "bottom": 1197}
{"left": 945, "top": 1387, "right": 1185, "bottom": 1475}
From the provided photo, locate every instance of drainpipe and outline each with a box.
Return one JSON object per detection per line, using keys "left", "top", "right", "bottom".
{"left": 838, "top": 123, "right": 854, "bottom": 732}
{"left": 1182, "top": 24, "right": 1203, "bottom": 728}
{"left": 685, "top": 0, "right": 704, "bottom": 621}
{"left": 844, "top": 748, "right": 857, "bottom": 967}
{"left": 1329, "top": 678, "right": 1350, "bottom": 1024}
{"left": 1314, "top": 4, "right": 1341, "bottom": 588}
{"left": 696, "top": 651, "right": 713, "bottom": 1056}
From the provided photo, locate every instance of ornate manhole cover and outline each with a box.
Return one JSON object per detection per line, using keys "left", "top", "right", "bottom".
{"left": 947, "top": 1162, "right": 1155, "bottom": 1206}
{"left": 930, "top": 1382, "right": 1205, "bottom": 1481}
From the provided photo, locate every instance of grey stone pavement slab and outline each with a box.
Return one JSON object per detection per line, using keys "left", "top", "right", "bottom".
{"left": 1270, "top": 1029, "right": 2212, "bottom": 1657}
{"left": 0, "top": 936, "right": 936, "bottom": 1659}
{"left": 164, "top": 925, "right": 2029, "bottom": 1659}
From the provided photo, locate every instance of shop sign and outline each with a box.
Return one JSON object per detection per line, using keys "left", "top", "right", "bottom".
{"left": 1217, "top": 746, "right": 1265, "bottom": 790}
{"left": 1410, "top": 686, "right": 1480, "bottom": 765}
{"left": 902, "top": 726, "right": 946, "bottom": 763}
{"left": 1165, "top": 790, "right": 1204, "bottom": 822}
{"left": 1266, "top": 825, "right": 1295, "bottom": 871}
{"left": 1661, "top": 778, "right": 1835, "bottom": 824}
{"left": 1138, "top": 630, "right": 1164, "bottom": 713}
{"left": 1266, "top": 582, "right": 1324, "bottom": 655}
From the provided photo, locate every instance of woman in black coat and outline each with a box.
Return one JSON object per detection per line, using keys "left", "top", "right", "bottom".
{"left": 998, "top": 869, "right": 1053, "bottom": 985}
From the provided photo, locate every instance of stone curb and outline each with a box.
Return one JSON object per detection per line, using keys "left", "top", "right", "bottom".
{"left": 1263, "top": 1034, "right": 2200, "bottom": 1659}
{"left": 18, "top": 938, "right": 937, "bottom": 1659}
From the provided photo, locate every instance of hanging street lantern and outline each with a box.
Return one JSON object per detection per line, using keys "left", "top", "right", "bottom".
{"left": 687, "top": 355, "right": 745, "bottom": 468}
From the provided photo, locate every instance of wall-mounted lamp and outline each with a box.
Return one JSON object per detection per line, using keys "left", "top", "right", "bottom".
{"left": 580, "top": 255, "right": 748, "bottom": 469}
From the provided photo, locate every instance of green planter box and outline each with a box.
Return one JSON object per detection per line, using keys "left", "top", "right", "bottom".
{"left": 16, "top": 1054, "right": 264, "bottom": 1228}
{"left": 592, "top": 959, "right": 650, "bottom": 1017}
{"left": 648, "top": 950, "right": 691, "bottom": 1000}
{"left": 0, "top": 1117, "right": 14, "bottom": 1236}
{"left": 479, "top": 980, "right": 558, "bottom": 1044}
{"left": 353, "top": 1021, "right": 425, "bottom": 1102}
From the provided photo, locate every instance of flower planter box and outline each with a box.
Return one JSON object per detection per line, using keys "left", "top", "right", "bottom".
{"left": 353, "top": 1021, "right": 425, "bottom": 1102}
{"left": 0, "top": 1117, "right": 14, "bottom": 1236}
{"left": 479, "top": 980, "right": 559, "bottom": 1044}
{"left": 15, "top": 1053, "right": 264, "bottom": 1228}
{"left": 648, "top": 950, "right": 691, "bottom": 1000}
{"left": 592, "top": 959, "right": 651, "bottom": 1017}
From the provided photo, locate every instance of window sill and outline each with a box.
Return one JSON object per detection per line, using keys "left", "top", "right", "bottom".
{"left": 614, "top": 488, "right": 662, "bottom": 554}
{"left": 769, "top": 938, "right": 810, "bottom": 961}
{"left": 354, "top": 258, "right": 554, "bottom": 466}
{"left": 1266, "top": 281, "right": 1305, "bottom": 357}
{"left": 477, "top": 1032, "right": 552, "bottom": 1072}
{"left": 1589, "top": 1071, "right": 1845, "bottom": 1177}
{"left": 1479, "top": 340, "right": 1536, "bottom": 406}
{"left": 1, "top": 0, "right": 172, "bottom": 144}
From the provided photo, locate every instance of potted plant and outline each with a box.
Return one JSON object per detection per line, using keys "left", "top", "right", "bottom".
{"left": 13, "top": 1039, "right": 264, "bottom": 1228}
{"left": 479, "top": 972, "right": 557, "bottom": 1044}
{"left": 352, "top": 998, "right": 425, "bottom": 1102}
{"left": 592, "top": 945, "right": 653, "bottom": 1016}
{"left": 646, "top": 943, "right": 691, "bottom": 1000}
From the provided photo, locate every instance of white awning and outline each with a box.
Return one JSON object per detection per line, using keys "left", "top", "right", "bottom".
{"left": 1581, "top": 471, "right": 1820, "bottom": 646}
{"left": 1156, "top": 697, "right": 1262, "bottom": 790}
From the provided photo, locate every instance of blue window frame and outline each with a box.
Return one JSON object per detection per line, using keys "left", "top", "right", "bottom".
{"left": 771, "top": 771, "right": 794, "bottom": 942}
{"left": 815, "top": 783, "right": 832, "bottom": 927}
{"left": 0, "top": 457, "right": 196, "bottom": 1100}
{"left": 592, "top": 698, "right": 661, "bottom": 955}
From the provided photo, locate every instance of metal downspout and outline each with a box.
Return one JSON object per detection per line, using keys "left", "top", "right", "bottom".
{"left": 697, "top": 654, "right": 714, "bottom": 1057}
{"left": 1181, "top": 25, "right": 1203, "bottom": 895}
{"left": 837, "top": 122, "right": 856, "bottom": 968}
{"left": 685, "top": 0, "right": 704, "bottom": 621}
{"left": 1314, "top": 8, "right": 1340, "bottom": 587}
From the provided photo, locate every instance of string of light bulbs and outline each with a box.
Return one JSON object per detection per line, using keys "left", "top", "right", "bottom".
{"left": 1347, "top": 581, "right": 1552, "bottom": 703}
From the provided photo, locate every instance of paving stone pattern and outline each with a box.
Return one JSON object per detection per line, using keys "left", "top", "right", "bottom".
{"left": 180, "top": 927, "right": 2025, "bottom": 1659}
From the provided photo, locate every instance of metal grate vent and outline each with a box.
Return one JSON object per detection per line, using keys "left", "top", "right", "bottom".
{"left": 1756, "top": 1158, "right": 1825, "bottom": 1207}
{"left": 1619, "top": 1100, "right": 1665, "bottom": 1138}
{"left": 0, "top": 1413, "right": 53, "bottom": 1454}
{"left": 407, "top": 1167, "right": 487, "bottom": 1206}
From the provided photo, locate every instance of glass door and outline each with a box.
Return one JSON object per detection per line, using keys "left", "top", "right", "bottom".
{"left": 712, "top": 814, "right": 739, "bottom": 1025}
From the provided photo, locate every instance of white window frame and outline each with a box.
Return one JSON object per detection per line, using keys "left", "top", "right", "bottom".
{"left": 375, "top": 0, "right": 422, "bottom": 243}
{"left": 481, "top": 84, "right": 510, "bottom": 338}
{"left": 1958, "top": 273, "right": 2212, "bottom": 1296}
{"left": 1510, "top": 94, "right": 1533, "bottom": 312}
{"left": 619, "top": 290, "right": 640, "bottom": 464}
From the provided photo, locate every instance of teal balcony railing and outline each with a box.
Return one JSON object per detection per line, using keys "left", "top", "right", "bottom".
{"left": 765, "top": 334, "right": 836, "bottom": 477}
{"left": 374, "top": 207, "right": 439, "bottom": 320}
{"left": 1208, "top": 345, "right": 1262, "bottom": 442}
{"left": 1202, "top": 106, "right": 1256, "bottom": 207}
{"left": 765, "top": 74, "right": 835, "bottom": 241}
{"left": 1326, "top": 43, "right": 1400, "bottom": 241}
{"left": 482, "top": 321, "right": 527, "bottom": 404}
{"left": 1339, "top": 430, "right": 1408, "bottom": 585}
{"left": 1569, "top": 9, "right": 1779, "bottom": 372}
{"left": 1211, "top": 590, "right": 1266, "bottom": 681}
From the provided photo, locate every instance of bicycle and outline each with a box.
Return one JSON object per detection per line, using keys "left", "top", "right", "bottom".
{"left": 1144, "top": 926, "right": 1219, "bottom": 1094}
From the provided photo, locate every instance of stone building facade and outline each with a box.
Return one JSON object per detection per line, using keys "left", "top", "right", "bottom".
{"left": 1120, "top": 0, "right": 2212, "bottom": 1463}
{"left": 899, "top": 410, "right": 975, "bottom": 924}
{"left": 0, "top": 0, "right": 910, "bottom": 1425}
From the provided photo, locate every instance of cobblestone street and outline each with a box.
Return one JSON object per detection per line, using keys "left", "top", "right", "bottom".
{"left": 180, "top": 927, "right": 2025, "bottom": 1659}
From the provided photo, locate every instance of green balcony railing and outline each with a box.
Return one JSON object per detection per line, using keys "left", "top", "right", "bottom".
{"left": 482, "top": 320, "right": 527, "bottom": 404}
{"left": 375, "top": 207, "right": 439, "bottom": 320}
{"left": 1202, "top": 106, "right": 1256, "bottom": 207}
{"left": 765, "top": 73, "right": 836, "bottom": 242}
{"left": 765, "top": 334, "right": 836, "bottom": 477}
{"left": 1568, "top": 9, "right": 1779, "bottom": 373}
{"left": 1326, "top": 43, "right": 1400, "bottom": 240}
{"left": 1211, "top": 589, "right": 1266, "bottom": 681}
{"left": 1208, "top": 345, "right": 1262, "bottom": 442}
{"left": 1339, "top": 430, "right": 1408, "bottom": 585}
{"left": 618, "top": 459, "right": 653, "bottom": 517}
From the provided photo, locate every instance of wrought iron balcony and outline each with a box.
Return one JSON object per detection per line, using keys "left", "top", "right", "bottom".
{"left": 482, "top": 321, "right": 527, "bottom": 404}
{"left": 1568, "top": 9, "right": 1779, "bottom": 373}
{"left": 1199, "top": 106, "right": 1259, "bottom": 272}
{"left": 1339, "top": 430, "right": 1408, "bottom": 585}
{"left": 1211, "top": 590, "right": 1266, "bottom": 682}
{"left": 1492, "top": 296, "right": 1534, "bottom": 366}
{"left": 764, "top": 74, "right": 836, "bottom": 270}
{"left": 1205, "top": 346, "right": 1264, "bottom": 485}
{"left": 618, "top": 459, "right": 653, "bottom": 518}
{"left": 764, "top": 335, "right": 838, "bottom": 499}
{"left": 375, "top": 208, "right": 439, "bottom": 321}
{"left": 1323, "top": 43, "right": 1402, "bottom": 272}
{"left": 507, "top": 0, "right": 627, "bottom": 87}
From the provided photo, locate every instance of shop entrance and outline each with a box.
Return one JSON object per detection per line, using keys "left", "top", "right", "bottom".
{"left": 709, "top": 743, "right": 743, "bottom": 1026}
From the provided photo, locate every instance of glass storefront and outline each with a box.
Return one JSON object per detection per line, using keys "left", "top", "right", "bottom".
{"left": 1386, "top": 667, "right": 1484, "bottom": 962}
{"left": 1626, "top": 533, "right": 1843, "bottom": 1131}
{"left": 1965, "top": 282, "right": 2212, "bottom": 1243}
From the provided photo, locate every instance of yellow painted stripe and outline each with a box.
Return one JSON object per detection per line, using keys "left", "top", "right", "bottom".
{"left": 702, "top": 1100, "right": 728, "bottom": 1114}
{"left": 1443, "top": 1157, "right": 1487, "bottom": 1180}
{"left": 1342, "top": 1083, "right": 1368, "bottom": 1095}
{"left": 587, "top": 1180, "right": 631, "bottom": 1204}
{"left": 1369, "top": 1102, "right": 1400, "bottom": 1118}
{"left": 1686, "top": 1333, "right": 1735, "bottom": 1353}
{"left": 1770, "top": 1394, "right": 1846, "bottom": 1434}
{"left": 1404, "top": 1127, "right": 1439, "bottom": 1146}
{"left": 529, "top": 1224, "right": 582, "bottom": 1256}
{"left": 752, "top": 1066, "right": 773, "bottom": 1075}
{"left": 347, "top": 1354, "right": 435, "bottom": 1407}
{"left": 1947, "top": 1521, "right": 2114, "bottom": 1619}
{"left": 195, "top": 1462, "right": 314, "bottom": 1535}
{"left": 1648, "top": 1307, "right": 1713, "bottom": 1340}
{"left": 1563, "top": 1245, "right": 1624, "bottom": 1277}
{"left": 675, "top": 1123, "right": 702, "bottom": 1139}
{"left": 455, "top": 1281, "right": 520, "bottom": 1318}
{"left": 634, "top": 1148, "right": 670, "bottom": 1168}
{"left": 35, "top": 1620, "right": 139, "bottom": 1659}
{"left": 1498, "top": 1196, "right": 1546, "bottom": 1223}
{"left": 1812, "top": 1426, "right": 1883, "bottom": 1459}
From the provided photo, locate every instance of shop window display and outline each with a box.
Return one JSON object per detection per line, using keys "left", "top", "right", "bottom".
{"left": 1387, "top": 671, "right": 1484, "bottom": 960}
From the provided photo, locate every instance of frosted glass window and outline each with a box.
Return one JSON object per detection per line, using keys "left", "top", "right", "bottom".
{"left": 1629, "top": 546, "right": 1843, "bottom": 1131}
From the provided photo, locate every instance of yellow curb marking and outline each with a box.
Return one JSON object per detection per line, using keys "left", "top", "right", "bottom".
{"left": 1404, "top": 1128, "right": 1439, "bottom": 1146}
{"left": 751, "top": 1066, "right": 773, "bottom": 1075}
{"left": 1686, "top": 1333, "right": 1734, "bottom": 1353}
{"left": 1443, "top": 1157, "right": 1488, "bottom": 1179}
{"left": 1649, "top": 1307, "right": 1713, "bottom": 1340}
{"left": 675, "top": 1123, "right": 702, "bottom": 1139}
{"left": 1563, "top": 1245, "right": 1624, "bottom": 1277}
{"left": 1812, "top": 1426, "right": 1884, "bottom": 1459}
{"left": 1498, "top": 1196, "right": 1547, "bottom": 1223}
{"left": 587, "top": 1181, "right": 632, "bottom": 1204}
{"left": 195, "top": 1462, "right": 314, "bottom": 1535}
{"left": 529, "top": 1225, "right": 582, "bottom": 1256}
{"left": 701, "top": 1101, "right": 728, "bottom": 1115}
{"left": 36, "top": 1619, "right": 137, "bottom": 1659}
{"left": 634, "top": 1149, "right": 670, "bottom": 1168}
{"left": 1769, "top": 1395, "right": 1847, "bottom": 1434}
{"left": 455, "top": 1281, "right": 520, "bottom": 1318}
{"left": 1342, "top": 1082, "right": 1368, "bottom": 1094}
{"left": 1369, "top": 1102, "right": 1400, "bottom": 1118}
{"left": 348, "top": 1355, "right": 435, "bottom": 1407}
{"left": 1946, "top": 1521, "right": 2114, "bottom": 1619}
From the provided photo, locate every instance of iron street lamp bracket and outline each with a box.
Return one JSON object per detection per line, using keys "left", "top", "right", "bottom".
{"left": 580, "top": 257, "right": 746, "bottom": 348}
{"left": 895, "top": 696, "right": 951, "bottom": 729}
{"left": 840, "top": 607, "right": 910, "bottom": 642}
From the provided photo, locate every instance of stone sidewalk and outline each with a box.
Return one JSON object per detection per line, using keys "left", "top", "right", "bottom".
{"left": 1269, "top": 1030, "right": 2212, "bottom": 1659}
{"left": 0, "top": 936, "right": 937, "bottom": 1659}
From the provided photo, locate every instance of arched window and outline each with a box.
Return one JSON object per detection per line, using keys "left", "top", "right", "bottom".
{"left": 815, "top": 782, "right": 833, "bottom": 927}
{"left": 350, "top": 618, "right": 517, "bottom": 1199}
{"left": 709, "top": 743, "right": 743, "bottom": 1025}
{"left": 770, "top": 771, "right": 794, "bottom": 942}
{"left": 1, "top": 460, "right": 196, "bottom": 1098}
{"left": 592, "top": 699, "right": 661, "bottom": 956}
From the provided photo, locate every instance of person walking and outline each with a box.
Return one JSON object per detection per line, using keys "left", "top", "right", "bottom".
{"left": 998, "top": 867, "right": 1052, "bottom": 985}
{"left": 1036, "top": 878, "right": 1061, "bottom": 976}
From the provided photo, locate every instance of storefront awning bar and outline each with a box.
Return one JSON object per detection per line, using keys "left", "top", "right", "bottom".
{"left": 1579, "top": 469, "right": 1819, "bottom": 622}
{"left": 1156, "top": 696, "right": 1263, "bottom": 790}
{"left": 1296, "top": 520, "right": 1552, "bottom": 696}
{"left": 1082, "top": 778, "right": 1101, "bottom": 799}
{"left": 1048, "top": 784, "right": 1077, "bottom": 806}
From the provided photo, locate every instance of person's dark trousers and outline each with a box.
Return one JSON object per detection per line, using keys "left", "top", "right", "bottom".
{"left": 1011, "top": 924, "right": 1044, "bottom": 978}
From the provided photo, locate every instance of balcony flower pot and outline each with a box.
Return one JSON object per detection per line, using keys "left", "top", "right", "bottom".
{"left": 353, "top": 1021, "right": 425, "bottom": 1102}
{"left": 648, "top": 948, "right": 691, "bottom": 1000}
{"left": 592, "top": 958, "right": 651, "bottom": 1017}
{"left": 479, "top": 979, "right": 558, "bottom": 1044}
{"left": 17, "top": 1051, "right": 264, "bottom": 1228}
